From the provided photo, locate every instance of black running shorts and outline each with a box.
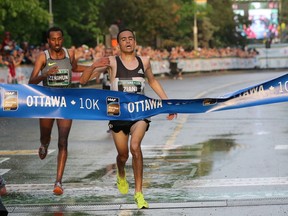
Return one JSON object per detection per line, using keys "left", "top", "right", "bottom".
{"left": 108, "top": 119, "right": 150, "bottom": 135}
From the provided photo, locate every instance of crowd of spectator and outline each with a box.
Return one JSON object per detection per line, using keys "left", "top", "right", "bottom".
{"left": 136, "top": 45, "right": 259, "bottom": 61}
{"left": 0, "top": 31, "right": 259, "bottom": 83}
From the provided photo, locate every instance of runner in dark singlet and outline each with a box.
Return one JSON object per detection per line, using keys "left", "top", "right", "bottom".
{"left": 80, "top": 29, "right": 177, "bottom": 209}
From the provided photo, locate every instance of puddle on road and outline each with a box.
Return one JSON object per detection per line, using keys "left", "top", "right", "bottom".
{"left": 195, "top": 138, "right": 237, "bottom": 177}
{"left": 145, "top": 138, "right": 237, "bottom": 178}
{"left": 2, "top": 138, "right": 240, "bottom": 205}
{"left": 142, "top": 138, "right": 239, "bottom": 202}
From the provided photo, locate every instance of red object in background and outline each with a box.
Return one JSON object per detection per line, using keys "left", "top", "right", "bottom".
{"left": 111, "top": 39, "right": 118, "bottom": 47}
{"left": 2, "top": 32, "right": 12, "bottom": 49}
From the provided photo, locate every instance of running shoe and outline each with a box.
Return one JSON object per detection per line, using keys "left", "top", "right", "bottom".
{"left": 53, "top": 182, "right": 63, "bottom": 195}
{"left": 134, "top": 192, "right": 149, "bottom": 209}
{"left": 116, "top": 169, "right": 129, "bottom": 194}
{"left": 38, "top": 143, "right": 49, "bottom": 160}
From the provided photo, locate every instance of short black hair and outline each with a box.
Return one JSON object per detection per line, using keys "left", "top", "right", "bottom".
{"left": 47, "top": 27, "right": 64, "bottom": 38}
{"left": 117, "top": 28, "right": 135, "bottom": 42}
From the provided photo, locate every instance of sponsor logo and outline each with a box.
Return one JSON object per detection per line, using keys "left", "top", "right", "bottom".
{"left": 3, "top": 90, "right": 18, "bottom": 111}
{"left": 137, "top": 69, "right": 144, "bottom": 74}
{"left": 48, "top": 62, "right": 56, "bottom": 66}
{"left": 203, "top": 99, "right": 217, "bottom": 106}
{"left": 106, "top": 96, "right": 120, "bottom": 116}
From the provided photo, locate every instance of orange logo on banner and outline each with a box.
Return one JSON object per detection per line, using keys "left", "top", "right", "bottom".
{"left": 111, "top": 39, "right": 118, "bottom": 47}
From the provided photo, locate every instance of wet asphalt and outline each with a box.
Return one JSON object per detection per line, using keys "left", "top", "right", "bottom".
{"left": 1, "top": 70, "right": 288, "bottom": 215}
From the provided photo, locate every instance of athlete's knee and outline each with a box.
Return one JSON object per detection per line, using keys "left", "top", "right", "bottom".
{"left": 130, "top": 141, "right": 141, "bottom": 157}
{"left": 117, "top": 153, "right": 129, "bottom": 163}
{"left": 58, "top": 139, "right": 68, "bottom": 151}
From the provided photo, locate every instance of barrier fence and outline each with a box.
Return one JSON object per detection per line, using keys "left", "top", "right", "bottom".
{"left": 1, "top": 46, "right": 287, "bottom": 84}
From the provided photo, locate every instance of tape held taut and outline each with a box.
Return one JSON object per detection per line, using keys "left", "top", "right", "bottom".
{"left": 1, "top": 73, "right": 288, "bottom": 120}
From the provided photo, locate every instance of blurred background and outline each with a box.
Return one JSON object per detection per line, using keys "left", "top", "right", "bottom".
{"left": 1, "top": 0, "right": 287, "bottom": 49}
{"left": 0, "top": 0, "right": 287, "bottom": 84}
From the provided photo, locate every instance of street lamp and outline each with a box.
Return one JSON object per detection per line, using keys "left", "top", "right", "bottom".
{"left": 193, "top": 12, "right": 198, "bottom": 50}
{"left": 194, "top": 0, "right": 206, "bottom": 50}
{"left": 49, "top": 0, "right": 54, "bottom": 27}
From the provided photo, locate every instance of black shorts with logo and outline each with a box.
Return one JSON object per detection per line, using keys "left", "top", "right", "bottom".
{"left": 108, "top": 119, "right": 150, "bottom": 135}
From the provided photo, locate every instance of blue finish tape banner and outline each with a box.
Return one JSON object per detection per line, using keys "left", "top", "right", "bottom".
{"left": 1, "top": 73, "right": 288, "bottom": 120}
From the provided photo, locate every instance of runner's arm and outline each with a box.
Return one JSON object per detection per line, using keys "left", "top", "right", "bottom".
{"left": 79, "top": 57, "right": 110, "bottom": 85}
{"left": 144, "top": 57, "right": 177, "bottom": 120}
{"left": 28, "top": 52, "right": 58, "bottom": 84}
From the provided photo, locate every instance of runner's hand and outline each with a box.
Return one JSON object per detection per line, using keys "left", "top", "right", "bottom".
{"left": 44, "top": 66, "right": 58, "bottom": 77}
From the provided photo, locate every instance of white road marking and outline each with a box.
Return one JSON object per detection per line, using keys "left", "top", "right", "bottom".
{"left": 275, "top": 145, "right": 288, "bottom": 150}
{"left": 0, "top": 157, "right": 9, "bottom": 163}
{"left": 0, "top": 169, "right": 10, "bottom": 175}
{"left": 8, "top": 177, "right": 288, "bottom": 192}
{"left": 174, "top": 177, "right": 288, "bottom": 188}
{"left": 5, "top": 183, "right": 106, "bottom": 192}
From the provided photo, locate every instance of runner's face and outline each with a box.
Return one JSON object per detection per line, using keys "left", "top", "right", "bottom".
{"left": 118, "top": 31, "right": 135, "bottom": 53}
{"left": 48, "top": 31, "right": 63, "bottom": 52}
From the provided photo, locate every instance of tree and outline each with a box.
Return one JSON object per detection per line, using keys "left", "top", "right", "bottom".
{"left": 0, "top": 0, "right": 251, "bottom": 49}
{"left": 279, "top": 0, "right": 288, "bottom": 42}
{"left": 99, "top": 0, "right": 181, "bottom": 47}
{"left": 0, "top": 0, "right": 50, "bottom": 45}
{"left": 198, "top": 16, "right": 219, "bottom": 48}
{"left": 40, "top": 0, "right": 104, "bottom": 47}
{"left": 207, "top": 0, "right": 238, "bottom": 47}
{"left": 176, "top": 0, "right": 213, "bottom": 49}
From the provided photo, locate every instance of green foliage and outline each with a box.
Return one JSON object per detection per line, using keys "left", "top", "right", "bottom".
{"left": 281, "top": 0, "right": 288, "bottom": 23}
{"left": 0, "top": 0, "right": 50, "bottom": 45}
{"left": 40, "top": 0, "right": 103, "bottom": 47}
{"left": 175, "top": 1, "right": 216, "bottom": 49}
{"left": 206, "top": 0, "right": 239, "bottom": 47}
{"left": 99, "top": 0, "right": 181, "bottom": 47}
{"left": 0, "top": 0, "right": 252, "bottom": 49}
{"left": 198, "top": 17, "right": 219, "bottom": 48}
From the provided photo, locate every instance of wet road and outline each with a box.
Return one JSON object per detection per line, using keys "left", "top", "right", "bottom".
{"left": 1, "top": 70, "right": 288, "bottom": 215}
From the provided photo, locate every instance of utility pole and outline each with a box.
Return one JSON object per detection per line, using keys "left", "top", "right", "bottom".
{"left": 49, "top": 0, "right": 54, "bottom": 28}
{"left": 193, "top": 12, "right": 198, "bottom": 50}
{"left": 193, "top": 0, "right": 207, "bottom": 50}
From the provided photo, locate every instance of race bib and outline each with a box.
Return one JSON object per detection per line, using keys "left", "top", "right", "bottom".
{"left": 48, "top": 69, "right": 70, "bottom": 86}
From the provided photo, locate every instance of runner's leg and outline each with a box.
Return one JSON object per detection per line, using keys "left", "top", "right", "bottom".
{"left": 112, "top": 131, "right": 129, "bottom": 178}
{"left": 130, "top": 121, "right": 148, "bottom": 193}
{"left": 39, "top": 119, "right": 54, "bottom": 159}
{"left": 55, "top": 119, "right": 72, "bottom": 183}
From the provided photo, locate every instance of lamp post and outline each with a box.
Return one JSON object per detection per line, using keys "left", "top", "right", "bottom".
{"left": 193, "top": 12, "right": 198, "bottom": 50}
{"left": 49, "top": 0, "right": 54, "bottom": 27}
{"left": 193, "top": 0, "right": 207, "bottom": 50}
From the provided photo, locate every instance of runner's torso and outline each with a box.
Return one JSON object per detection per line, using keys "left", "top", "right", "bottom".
{"left": 110, "top": 56, "right": 145, "bottom": 94}
{"left": 41, "top": 48, "right": 72, "bottom": 88}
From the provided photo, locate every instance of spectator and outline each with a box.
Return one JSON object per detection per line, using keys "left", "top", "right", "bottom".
{"left": 0, "top": 175, "right": 6, "bottom": 196}
{"left": 1, "top": 32, "right": 12, "bottom": 53}
{"left": 20, "top": 41, "right": 34, "bottom": 65}
{"left": 169, "top": 47, "right": 183, "bottom": 80}
{"left": 2, "top": 47, "right": 17, "bottom": 83}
